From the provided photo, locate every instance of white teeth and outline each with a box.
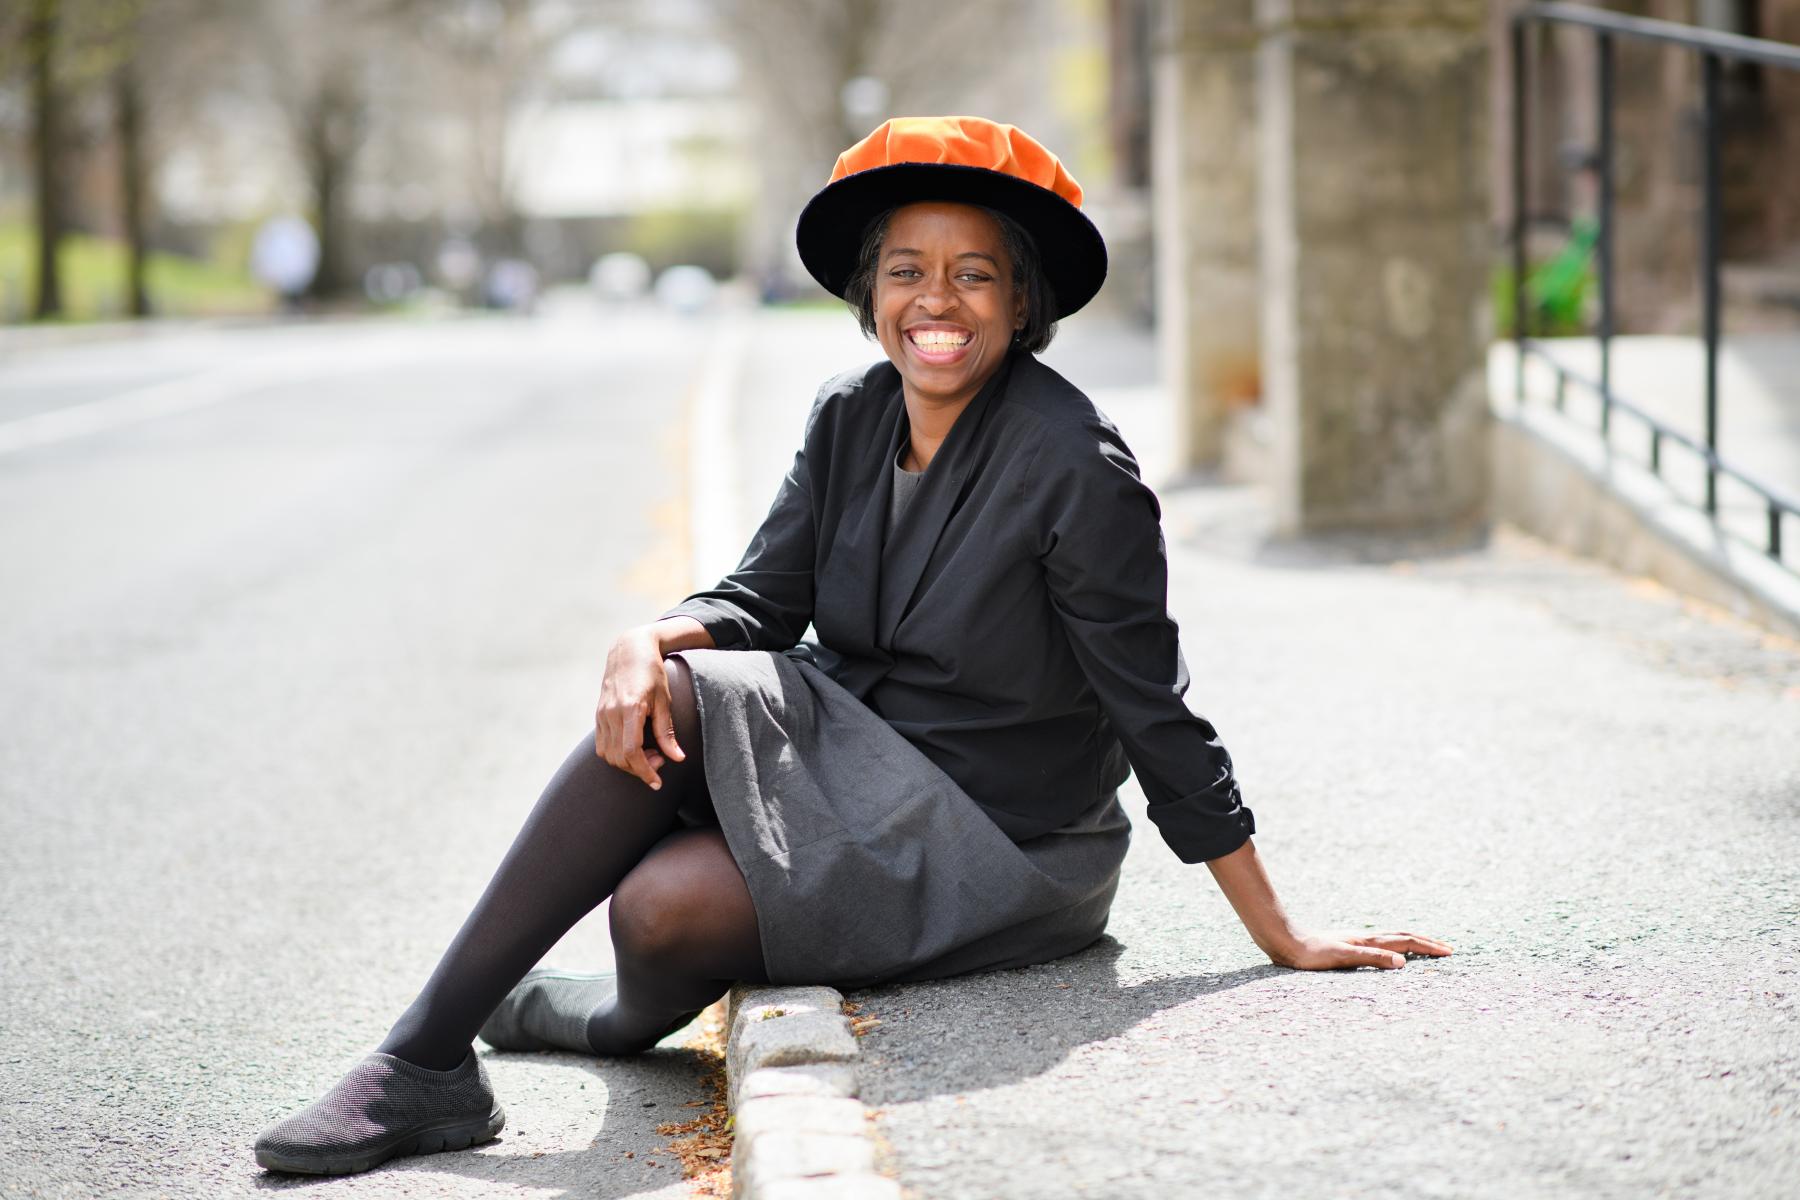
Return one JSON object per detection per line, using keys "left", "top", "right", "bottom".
{"left": 910, "top": 330, "right": 970, "bottom": 350}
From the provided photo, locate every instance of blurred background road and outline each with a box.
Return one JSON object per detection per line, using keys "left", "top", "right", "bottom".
{"left": 0, "top": 300, "right": 719, "bottom": 1198}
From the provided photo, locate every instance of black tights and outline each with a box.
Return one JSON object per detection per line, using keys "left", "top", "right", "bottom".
{"left": 377, "top": 657, "right": 768, "bottom": 1071}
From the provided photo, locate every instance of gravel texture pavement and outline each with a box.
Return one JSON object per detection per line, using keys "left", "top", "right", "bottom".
{"left": 850, "top": 473, "right": 1800, "bottom": 1200}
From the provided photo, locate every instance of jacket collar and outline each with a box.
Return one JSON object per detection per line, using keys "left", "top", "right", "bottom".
{"left": 873, "top": 349, "right": 1019, "bottom": 647}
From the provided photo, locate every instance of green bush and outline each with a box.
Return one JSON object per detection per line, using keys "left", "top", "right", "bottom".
{"left": 1493, "top": 216, "right": 1597, "bottom": 338}
{"left": 0, "top": 223, "right": 273, "bottom": 322}
{"left": 621, "top": 208, "right": 744, "bottom": 280}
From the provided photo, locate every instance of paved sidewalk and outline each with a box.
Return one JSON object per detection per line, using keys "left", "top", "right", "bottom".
{"left": 718, "top": 308, "right": 1800, "bottom": 1199}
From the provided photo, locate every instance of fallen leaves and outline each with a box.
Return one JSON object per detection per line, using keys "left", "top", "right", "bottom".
{"left": 843, "top": 999, "right": 881, "bottom": 1038}
{"left": 650, "top": 999, "right": 734, "bottom": 1198}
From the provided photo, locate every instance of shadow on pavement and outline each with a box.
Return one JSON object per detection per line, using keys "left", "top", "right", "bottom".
{"left": 849, "top": 935, "right": 1283, "bottom": 1104}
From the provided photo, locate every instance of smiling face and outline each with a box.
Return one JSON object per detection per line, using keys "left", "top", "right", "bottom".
{"left": 872, "top": 202, "right": 1027, "bottom": 411}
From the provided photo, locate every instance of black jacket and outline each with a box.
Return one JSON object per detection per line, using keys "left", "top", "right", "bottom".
{"left": 662, "top": 349, "right": 1254, "bottom": 863}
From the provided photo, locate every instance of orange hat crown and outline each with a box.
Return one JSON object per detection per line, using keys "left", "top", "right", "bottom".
{"left": 797, "top": 114, "right": 1107, "bottom": 319}
{"left": 829, "top": 116, "right": 1084, "bottom": 210}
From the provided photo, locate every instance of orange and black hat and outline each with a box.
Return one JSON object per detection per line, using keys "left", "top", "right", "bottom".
{"left": 796, "top": 116, "right": 1108, "bottom": 319}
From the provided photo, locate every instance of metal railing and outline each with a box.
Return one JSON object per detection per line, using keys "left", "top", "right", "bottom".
{"left": 1510, "top": 2, "right": 1800, "bottom": 567}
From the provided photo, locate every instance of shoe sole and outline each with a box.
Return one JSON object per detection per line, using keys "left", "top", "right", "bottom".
{"left": 255, "top": 1104, "right": 506, "bottom": 1176}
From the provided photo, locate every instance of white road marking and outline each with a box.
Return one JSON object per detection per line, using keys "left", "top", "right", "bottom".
{"left": 0, "top": 312, "right": 698, "bottom": 460}
{"left": 686, "top": 312, "right": 751, "bottom": 590}
{"left": 0, "top": 327, "right": 518, "bottom": 458}
{"left": 0, "top": 367, "right": 295, "bottom": 457}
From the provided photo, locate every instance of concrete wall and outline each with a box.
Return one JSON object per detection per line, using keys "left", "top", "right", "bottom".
{"left": 1153, "top": 0, "right": 1494, "bottom": 529}
{"left": 1152, "top": 0, "right": 1262, "bottom": 474}
{"left": 1258, "top": 0, "right": 1493, "bottom": 534}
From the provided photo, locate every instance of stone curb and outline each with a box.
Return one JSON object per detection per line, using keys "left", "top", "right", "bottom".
{"left": 723, "top": 983, "right": 898, "bottom": 1200}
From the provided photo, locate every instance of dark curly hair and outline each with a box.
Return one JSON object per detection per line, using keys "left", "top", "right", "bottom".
{"left": 840, "top": 204, "right": 1059, "bottom": 354}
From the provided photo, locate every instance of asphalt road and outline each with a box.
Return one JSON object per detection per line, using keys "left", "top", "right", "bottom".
{"left": 0, "top": 303, "right": 717, "bottom": 1198}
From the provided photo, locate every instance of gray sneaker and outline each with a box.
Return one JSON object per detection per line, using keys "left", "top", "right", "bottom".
{"left": 479, "top": 967, "right": 608, "bottom": 1053}
{"left": 479, "top": 967, "right": 703, "bottom": 1055}
{"left": 253, "top": 1049, "right": 504, "bottom": 1176}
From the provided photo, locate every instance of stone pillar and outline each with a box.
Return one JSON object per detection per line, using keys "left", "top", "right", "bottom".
{"left": 1153, "top": 0, "right": 1261, "bottom": 474}
{"left": 1256, "top": 0, "right": 1492, "bottom": 533}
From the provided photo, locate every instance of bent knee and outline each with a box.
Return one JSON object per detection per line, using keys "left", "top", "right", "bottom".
{"left": 610, "top": 865, "right": 708, "bottom": 967}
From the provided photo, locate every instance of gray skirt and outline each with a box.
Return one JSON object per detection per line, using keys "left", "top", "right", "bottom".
{"left": 671, "top": 647, "right": 1131, "bottom": 989}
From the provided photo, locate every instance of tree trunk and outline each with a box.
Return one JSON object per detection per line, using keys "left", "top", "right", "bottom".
{"left": 116, "top": 58, "right": 150, "bottom": 318}
{"left": 308, "top": 130, "right": 343, "bottom": 301}
{"left": 303, "top": 82, "right": 361, "bottom": 302}
{"left": 28, "top": 0, "right": 64, "bottom": 320}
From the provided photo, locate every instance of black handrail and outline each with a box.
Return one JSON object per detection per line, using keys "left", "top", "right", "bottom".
{"left": 1520, "top": 341, "right": 1800, "bottom": 559}
{"left": 1511, "top": 3, "right": 1800, "bottom": 570}
{"left": 1530, "top": 3, "right": 1800, "bottom": 70}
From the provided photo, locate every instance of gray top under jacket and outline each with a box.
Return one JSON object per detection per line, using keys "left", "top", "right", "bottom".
{"left": 889, "top": 447, "right": 925, "bottom": 538}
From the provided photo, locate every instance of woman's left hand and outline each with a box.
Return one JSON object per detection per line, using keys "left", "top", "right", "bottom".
{"left": 1204, "top": 839, "right": 1454, "bottom": 971}
{"left": 1270, "top": 930, "right": 1454, "bottom": 971}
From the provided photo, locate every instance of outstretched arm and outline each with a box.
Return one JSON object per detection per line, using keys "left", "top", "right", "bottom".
{"left": 1206, "top": 838, "right": 1453, "bottom": 969}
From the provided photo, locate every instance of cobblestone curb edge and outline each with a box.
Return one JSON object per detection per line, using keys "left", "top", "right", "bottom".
{"left": 724, "top": 983, "right": 898, "bottom": 1200}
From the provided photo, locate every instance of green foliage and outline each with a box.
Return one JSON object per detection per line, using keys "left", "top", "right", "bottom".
{"left": 763, "top": 296, "right": 843, "bottom": 312}
{"left": 1494, "top": 217, "right": 1598, "bottom": 338}
{"left": 0, "top": 222, "right": 273, "bottom": 322}
{"left": 621, "top": 208, "right": 744, "bottom": 279}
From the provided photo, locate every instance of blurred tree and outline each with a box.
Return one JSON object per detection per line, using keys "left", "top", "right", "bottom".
{"left": 24, "top": 0, "right": 65, "bottom": 317}
{"left": 112, "top": 25, "right": 144, "bottom": 313}
{"left": 246, "top": 0, "right": 401, "bottom": 301}
{"left": 406, "top": 0, "right": 610, "bottom": 257}
{"left": 706, "top": 0, "right": 1038, "bottom": 296}
{"left": 106, "top": 0, "right": 230, "bottom": 316}
{"left": 11, "top": 0, "right": 134, "bottom": 319}
{"left": 0, "top": 0, "right": 231, "bottom": 319}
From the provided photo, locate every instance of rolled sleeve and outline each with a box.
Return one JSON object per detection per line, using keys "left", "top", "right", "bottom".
{"left": 1031, "top": 420, "right": 1255, "bottom": 863}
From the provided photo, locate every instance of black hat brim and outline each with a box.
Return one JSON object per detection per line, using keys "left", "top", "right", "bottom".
{"left": 795, "top": 162, "right": 1108, "bottom": 320}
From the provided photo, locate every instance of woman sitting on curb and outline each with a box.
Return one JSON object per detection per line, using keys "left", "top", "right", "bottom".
{"left": 254, "top": 115, "right": 1451, "bottom": 1177}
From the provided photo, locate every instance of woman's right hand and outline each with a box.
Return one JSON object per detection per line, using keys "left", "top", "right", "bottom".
{"left": 595, "top": 626, "right": 686, "bottom": 789}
